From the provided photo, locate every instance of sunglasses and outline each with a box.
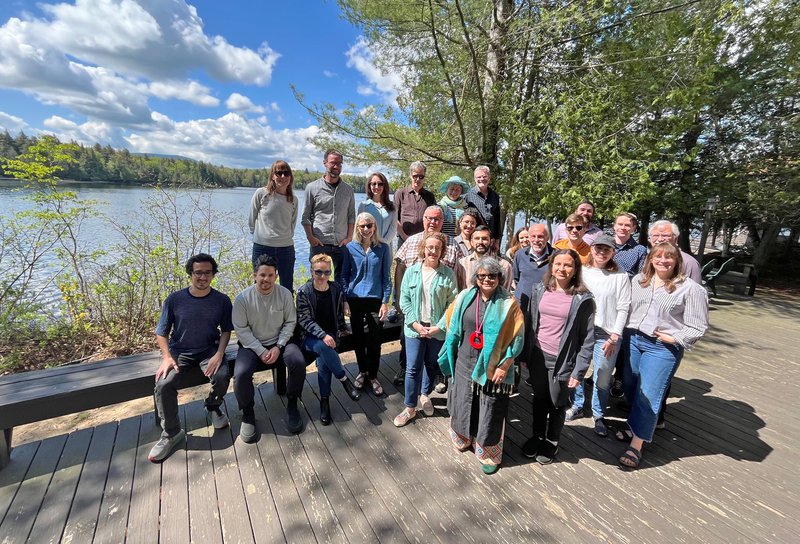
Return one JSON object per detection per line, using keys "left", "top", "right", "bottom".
{"left": 313, "top": 269, "right": 332, "bottom": 277}
{"left": 476, "top": 273, "right": 498, "bottom": 281}
{"left": 411, "top": 174, "right": 425, "bottom": 180}
{"left": 358, "top": 223, "right": 374, "bottom": 229}
{"left": 274, "top": 171, "right": 291, "bottom": 177}
{"left": 369, "top": 182, "right": 384, "bottom": 187}
{"left": 566, "top": 225, "right": 584, "bottom": 231}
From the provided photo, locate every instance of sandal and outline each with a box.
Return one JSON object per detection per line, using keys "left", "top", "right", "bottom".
{"left": 393, "top": 408, "right": 416, "bottom": 428}
{"left": 370, "top": 378, "right": 384, "bottom": 396}
{"left": 612, "top": 423, "right": 634, "bottom": 442}
{"left": 618, "top": 446, "right": 642, "bottom": 470}
{"left": 354, "top": 372, "right": 367, "bottom": 390}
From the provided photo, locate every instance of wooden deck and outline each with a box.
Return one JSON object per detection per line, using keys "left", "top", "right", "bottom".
{"left": 1, "top": 289, "right": 798, "bottom": 543}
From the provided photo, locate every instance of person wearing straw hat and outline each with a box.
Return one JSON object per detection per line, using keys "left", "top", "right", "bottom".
{"left": 438, "top": 175, "right": 470, "bottom": 237}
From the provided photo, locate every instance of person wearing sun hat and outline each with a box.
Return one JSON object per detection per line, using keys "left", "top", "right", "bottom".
{"left": 438, "top": 175, "right": 471, "bottom": 237}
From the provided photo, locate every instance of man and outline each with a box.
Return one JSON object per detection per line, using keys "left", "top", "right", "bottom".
{"left": 612, "top": 212, "right": 648, "bottom": 277}
{"left": 302, "top": 149, "right": 355, "bottom": 285}
{"left": 648, "top": 220, "right": 702, "bottom": 282}
{"left": 552, "top": 200, "right": 602, "bottom": 245}
{"left": 394, "top": 161, "right": 436, "bottom": 247}
{"left": 150, "top": 253, "right": 233, "bottom": 463}
{"left": 512, "top": 223, "right": 553, "bottom": 311}
{"left": 464, "top": 165, "right": 503, "bottom": 246}
{"left": 232, "top": 255, "right": 308, "bottom": 440}
{"left": 455, "top": 226, "right": 512, "bottom": 291}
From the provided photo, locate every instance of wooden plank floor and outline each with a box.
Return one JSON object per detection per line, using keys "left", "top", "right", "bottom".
{"left": 0, "top": 289, "right": 797, "bottom": 543}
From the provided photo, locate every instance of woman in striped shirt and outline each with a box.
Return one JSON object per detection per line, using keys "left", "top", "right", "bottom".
{"left": 616, "top": 242, "right": 708, "bottom": 469}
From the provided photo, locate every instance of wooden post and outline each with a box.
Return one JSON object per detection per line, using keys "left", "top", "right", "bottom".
{"left": 0, "top": 428, "right": 12, "bottom": 469}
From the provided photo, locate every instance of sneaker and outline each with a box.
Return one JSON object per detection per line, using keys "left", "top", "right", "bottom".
{"left": 149, "top": 430, "right": 186, "bottom": 462}
{"left": 535, "top": 441, "right": 558, "bottom": 465}
{"left": 522, "top": 437, "right": 542, "bottom": 458}
{"left": 419, "top": 395, "right": 434, "bottom": 416}
{"left": 610, "top": 379, "right": 624, "bottom": 399}
{"left": 393, "top": 408, "right": 416, "bottom": 428}
{"left": 286, "top": 397, "right": 303, "bottom": 434}
{"left": 208, "top": 408, "right": 229, "bottom": 430}
{"left": 240, "top": 421, "right": 258, "bottom": 443}
{"left": 565, "top": 406, "right": 585, "bottom": 422}
{"left": 594, "top": 418, "right": 609, "bottom": 437}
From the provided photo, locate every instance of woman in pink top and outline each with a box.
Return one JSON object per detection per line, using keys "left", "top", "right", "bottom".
{"left": 521, "top": 249, "right": 595, "bottom": 464}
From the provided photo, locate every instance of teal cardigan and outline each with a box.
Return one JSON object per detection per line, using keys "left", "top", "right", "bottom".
{"left": 399, "top": 263, "right": 458, "bottom": 340}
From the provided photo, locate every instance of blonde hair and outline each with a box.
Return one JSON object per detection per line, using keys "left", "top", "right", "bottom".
{"left": 311, "top": 254, "right": 333, "bottom": 267}
{"left": 353, "top": 212, "right": 384, "bottom": 246}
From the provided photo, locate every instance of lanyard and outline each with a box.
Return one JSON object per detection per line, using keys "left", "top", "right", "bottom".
{"left": 469, "top": 294, "right": 486, "bottom": 349}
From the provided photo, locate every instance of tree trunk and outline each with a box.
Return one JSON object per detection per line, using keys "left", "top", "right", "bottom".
{"left": 781, "top": 225, "right": 797, "bottom": 261}
{"left": 638, "top": 211, "right": 651, "bottom": 246}
{"left": 480, "top": 0, "right": 514, "bottom": 169}
{"left": 676, "top": 212, "right": 693, "bottom": 253}
{"left": 752, "top": 222, "right": 781, "bottom": 270}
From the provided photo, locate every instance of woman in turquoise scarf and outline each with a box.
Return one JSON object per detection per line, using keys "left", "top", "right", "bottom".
{"left": 438, "top": 256, "right": 524, "bottom": 474}
{"left": 438, "top": 175, "right": 470, "bottom": 237}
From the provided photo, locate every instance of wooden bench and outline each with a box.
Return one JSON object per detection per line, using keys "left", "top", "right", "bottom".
{"left": 719, "top": 263, "right": 757, "bottom": 296}
{"left": 0, "top": 320, "right": 402, "bottom": 469}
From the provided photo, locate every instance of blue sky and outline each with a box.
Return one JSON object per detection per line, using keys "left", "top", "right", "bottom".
{"left": 0, "top": 0, "right": 401, "bottom": 172}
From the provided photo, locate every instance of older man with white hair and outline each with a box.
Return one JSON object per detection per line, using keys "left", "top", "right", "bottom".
{"left": 465, "top": 165, "right": 503, "bottom": 246}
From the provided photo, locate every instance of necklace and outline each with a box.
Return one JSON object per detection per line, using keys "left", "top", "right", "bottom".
{"left": 469, "top": 293, "right": 486, "bottom": 349}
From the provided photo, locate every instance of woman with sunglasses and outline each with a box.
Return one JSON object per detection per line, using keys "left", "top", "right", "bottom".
{"left": 248, "top": 160, "right": 298, "bottom": 293}
{"left": 615, "top": 243, "right": 708, "bottom": 469}
{"left": 296, "top": 254, "right": 362, "bottom": 425}
{"left": 342, "top": 212, "right": 392, "bottom": 396}
{"left": 395, "top": 232, "right": 458, "bottom": 427}
{"left": 357, "top": 172, "right": 397, "bottom": 248}
{"left": 553, "top": 213, "right": 591, "bottom": 264}
{"left": 438, "top": 256, "right": 524, "bottom": 474}
{"left": 522, "top": 249, "right": 595, "bottom": 464}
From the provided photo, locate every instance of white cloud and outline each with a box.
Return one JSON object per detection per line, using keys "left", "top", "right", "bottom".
{"left": 322, "top": 70, "right": 337, "bottom": 78}
{"left": 270, "top": 102, "right": 280, "bottom": 112}
{"left": 346, "top": 37, "right": 402, "bottom": 103}
{"left": 43, "top": 115, "right": 117, "bottom": 145}
{"left": 226, "top": 92, "right": 265, "bottom": 113}
{"left": 0, "top": 111, "right": 29, "bottom": 134}
{"left": 149, "top": 80, "right": 219, "bottom": 107}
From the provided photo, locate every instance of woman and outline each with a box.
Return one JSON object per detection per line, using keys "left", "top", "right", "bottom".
{"left": 565, "top": 235, "right": 631, "bottom": 437}
{"left": 342, "top": 212, "right": 392, "bottom": 396}
{"left": 553, "top": 213, "right": 591, "bottom": 264}
{"left": 248, "top": 160, "right": 298, "bottom": 293}
{"left": 438, "top": 257, "right": 524, "bottom": 474}
{"left": 612, "top": 212, "right": 647, "bottom": 277}
{"left": 296, "top": 254, "right": 362, "bottom": 426}
{"left": 395, "top": 232, "right": 458, "bottom": 427}
{"left": 522, "top": 249, "right": 594, "bottom": 464}
{"left": 438, "top": 175, "right": 470, "bottom": 237}
{"left": 616, "top": 243, "right": 708, "bottom": 469}
{"left": 454, "top": 210, "right": 482, "bottom": 258}
{"left": 357, "top": 172, "right": 397, "bottom": 248}
{"left": 505, "top": 227, "right": 530, "bottom": 261}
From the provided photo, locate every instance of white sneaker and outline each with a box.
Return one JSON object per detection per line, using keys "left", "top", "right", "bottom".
{"left": 419, "top": 395, "right": 434, "bottom": 416}
{"left": 208, "top": 409, "right": 229, "bottom": 429}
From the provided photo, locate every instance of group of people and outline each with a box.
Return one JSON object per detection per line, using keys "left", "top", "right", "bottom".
{"left": 150, "top": 150, "right": 709, "bottom": 477}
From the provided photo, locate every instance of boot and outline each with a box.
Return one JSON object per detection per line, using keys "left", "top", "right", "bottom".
{"left": 286, "top": 396, "right": 303, "bottom": 434}
{"left": 320, "top": 397, "right": 332, "bottom": 426}
{"left": 341, "top": 377, "right": 361, "bottom": 401}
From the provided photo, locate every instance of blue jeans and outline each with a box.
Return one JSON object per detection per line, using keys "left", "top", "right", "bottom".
{"left": 403, "top": 336, "right": 443, "bottom": 408}
{"left": 624, "top": 330, "right": 683, "bottom": 442}
{"left": 310, "top": 244, "right": 345, "bottom": 288}
{"left": 304, "top": 337, "right": 345, "bottom": 397}
{"left": 252, "top": 243, "right": 295, "bottom": 293}
{"left": 572, "top": 331, "right": 620, "bottom": 420}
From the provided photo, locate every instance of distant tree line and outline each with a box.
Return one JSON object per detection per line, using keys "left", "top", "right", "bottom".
{"left": 0, "top": 131, "right": 365, "bottom": 190}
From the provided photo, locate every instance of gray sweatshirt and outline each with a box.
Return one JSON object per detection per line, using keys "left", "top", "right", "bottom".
{"left": 301, "top": 178, "right": 355, "bottom": 245}
{"left": 249, "top": 187, "right": 298, "bottom": 247}
{"left": 232, "top": 284, "right": 296, "bottom": 356}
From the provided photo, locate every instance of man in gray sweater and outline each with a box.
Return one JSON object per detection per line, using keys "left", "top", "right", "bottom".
{"left": 232, "top": 255, "right": 307, "bottom": 440}
{"left": 301, "top": 149, "right": 355, "bottom": 286}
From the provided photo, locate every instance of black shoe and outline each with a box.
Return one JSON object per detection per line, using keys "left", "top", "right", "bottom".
{"left": 522, "top": 437, "right": 542, "bottom": 458}
{"left": 536, "top": 441, "right": 558, "bottom": 465}
{"left": 286, "top": 397, "right": 303, "bottom": 434}
{"left": 392, "top": 367, "right": 406, "bottom": 386}
{"left": 320, "top": 397, "right": 331, "bottom": 426}
{"left": 594, "top": 418, "right": 608, "bottom": 437}
{"left": 610, "top": 379, "right": 624, "bottom": 399}
{"left": 341, "top": 377, "right": 361, "bottom": 401}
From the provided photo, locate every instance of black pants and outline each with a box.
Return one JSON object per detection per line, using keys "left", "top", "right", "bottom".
{"left": 348, "top": 297, "right": 382, "bottom": 379}
{"left": 530, "top": 348, "right": 570, "bottom": 442}
{"left": 234, "top": 344, "right": 306, "bottom": 412}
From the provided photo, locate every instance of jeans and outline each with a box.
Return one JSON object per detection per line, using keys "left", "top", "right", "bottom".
{"left": 303, "top": 336, "right": 345, "bottom": 397}
{"left": 154, "top": 347, "right": 230, "bottom": 439}
{"left": 252, "top": 243, "right": 296, "bottom": 293}
{"left": 348, "top": 297, "right": 382, "bottom": 379}
{"left": 624, "top": 330, "right": 684, "bottom": 442}
{"left": 310, "top": 244, "right": 345, "bottom": 287}
{"left": 571, "top": 331, "right": 620, "bottom": 420}
{"left": 403, "top": 335, "right": 443, "bottom": 408}
{"left": 234, "top": 343, "right": 307, "bottom": 417}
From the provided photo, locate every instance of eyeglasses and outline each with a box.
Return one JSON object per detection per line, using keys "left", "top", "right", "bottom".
{"left": 327, "top": 161, "right": 343, "bottom": 167}
{"left": 313, "top": 269, "right": 332, "bottom": 277}
{"left": 274, "top": 170, "right": 291, "bottom": 177}
{"left": 411, "top": 174, "right": 425, "bottom": 180}
{"left": 192, "top": 270, "right": 213, "bottom": 277}
{"left": 476, "top": 273, "right": 498, "bottom": 281}
{"left": 423, "top": 216, "right": 442, "bottom": 222}
{"left": 369, "top": 182, "right": 384, "bottom": 187}
{"left": 566, "top": 225, "right": 584, "bottom": 231}
{"left": 358, "top": 223, "right": 374, "bottom": 229}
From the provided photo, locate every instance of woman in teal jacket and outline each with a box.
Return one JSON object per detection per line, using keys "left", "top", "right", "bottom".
{"left": 394, "top": 232, "right": 458, "bottom": 427}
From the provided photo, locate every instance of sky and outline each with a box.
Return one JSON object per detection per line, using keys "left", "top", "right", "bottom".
{"left": 0, "top": 0, "right": 402, "bottom": 172}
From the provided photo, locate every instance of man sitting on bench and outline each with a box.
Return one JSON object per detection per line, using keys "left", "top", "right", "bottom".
{"left": 232, "top": 254, "right": 307, "bottom": 441}
{"left": 150, "top": 253, "right": 234, "bottom": 463}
